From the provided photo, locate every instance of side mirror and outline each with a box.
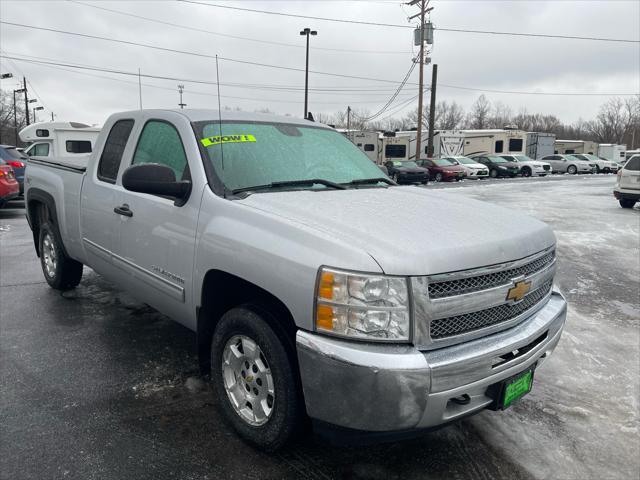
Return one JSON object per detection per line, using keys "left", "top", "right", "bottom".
{"left": 122, "top": 163, "right": 191, "bottom": 204}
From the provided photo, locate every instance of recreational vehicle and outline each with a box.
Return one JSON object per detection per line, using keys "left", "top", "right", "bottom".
{"left": 525, "top": 132, "right": 556, "bottom": 160}
{"left": 395, "top": 129, "right": 466, "bottom": 160}
{"left": 598, "top": 144, "right": 626, "bottom": 163}
{"left": 461, "top": 129, "right": 527, "bottom": 157}
{"left": 342, "top": 130, "right": 410, "bottom": 164}
{"left": 20, "top": 122, "right": 101, "bottom": 158}
{"left": 554, "top": 140, "right": 599, "bottom": 155}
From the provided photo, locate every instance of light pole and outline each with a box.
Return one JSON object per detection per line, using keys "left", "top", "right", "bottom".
{"left": 33, "top": 106, "right": 44, "bottom": 123}
{"left": 299, "top": 27, "right": 317, "bottom": 119}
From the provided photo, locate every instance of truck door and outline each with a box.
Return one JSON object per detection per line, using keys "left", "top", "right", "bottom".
{"left": 113, "top": 116, "right": 199, "bottom": 325}
{"left": 80, "top": 118, "right": 136, "bottom": 280}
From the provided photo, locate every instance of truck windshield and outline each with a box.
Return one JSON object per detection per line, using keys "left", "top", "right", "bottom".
{"left": 196, "top": 121, "right": 388, "bottom": 193}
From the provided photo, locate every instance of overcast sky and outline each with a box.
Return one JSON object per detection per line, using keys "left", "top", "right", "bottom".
{"left": 0, "top": 0, "right": 638, "bottom": 126}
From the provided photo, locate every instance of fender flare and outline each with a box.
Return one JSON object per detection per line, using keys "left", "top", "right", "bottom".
{"left": 25, "top": 188, "right": 69, "bottom": 258}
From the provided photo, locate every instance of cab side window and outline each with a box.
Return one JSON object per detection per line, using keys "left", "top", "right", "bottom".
{"left": 98, "top": 119, "right": 134, "bottom": 183}
{"left": 132, "top": 121, "right": 189, "bottom": 180}
{"left": 33, "top": 143, "right": 50, "bottom": 156}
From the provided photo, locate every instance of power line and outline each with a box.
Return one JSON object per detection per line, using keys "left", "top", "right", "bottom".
{"left": 68, "top": 0, "right": 411, "bottom": 55}
{"left": 0, "top": 21, "right": 413, "bottom": 85}
{"left": 2, "top": 53, "right": 636, "bottom": 98}
{"left": 0, "top": 53, "right": 417, "bottom": 106}
{"left": 358, "top": 60, "right": 418, "bottom": 121}
{"left": 180, "top": 0, "right": 639, "bottom": 44}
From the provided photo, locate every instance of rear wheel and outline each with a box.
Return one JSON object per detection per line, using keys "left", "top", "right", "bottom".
{"left": 595, "top": 165, "right": 601, "bottom": 174}
{"left": 38, "top": 222, "right": 83, "bottom": 290}
{"left": 489, "top": 169, "right": 498, "bottom": 178}
{"left": 620, "top": 199, "right": 637, "bottom": 209}
{"left": 567, "top": 165, "right": 578, "bottom": 174}
{"left": 521, "top": 167, "right": 532, "bottom": 177}
{"left": 211, "top": 306, "right": 303, "bottom": 451}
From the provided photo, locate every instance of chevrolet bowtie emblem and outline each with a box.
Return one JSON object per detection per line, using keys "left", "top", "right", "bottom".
{"left": 507, "top": 280, "right": 531, "bottom": 302}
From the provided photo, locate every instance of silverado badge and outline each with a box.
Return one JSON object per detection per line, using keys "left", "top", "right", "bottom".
{"left": 507, "top": 280, "right": 531, "bottom": 302}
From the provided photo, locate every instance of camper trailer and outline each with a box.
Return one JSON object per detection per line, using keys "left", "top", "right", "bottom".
{"left": 395, "top": 129, "right": 466, "bottom": 160}
{"left": 341, "top": 130, "right": 410, "bottom": 164}
{"left": 598, "top": 144, "right": 626, "bottom": 163}
{"left": 554, "top": 140, "right": 599, "bottom": 155}
{"left": 461, "top": 129, "right": 527, "bottom": 157}
{"left": 525, "top": 132, "right": 556, "bottom": 160}
{"left": 20, "top": 121, "right": 101, "bottom": 158}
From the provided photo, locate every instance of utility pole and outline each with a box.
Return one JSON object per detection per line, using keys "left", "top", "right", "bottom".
{"left": 426, "top": 64, "right": 438, "bottom": 156}
{"left": 407, "top": 0, "right": 433, "bottom": 159}
{"left": 13, "top": 90, "right": 18, "bottom": 145}
{"left": 347, "top": 106, "right": 351, "bottom": 143}
{"left": 299, "top": 27, "right": 317, "bottom": 119}
{"left": 178, "top": 85, "right": 186, "bottom": 109}
{"left": 138, "top": 68, "right": 143, "bottom": 109}
{"left": 23, "top": 77, "right": 30, "bottom": 126}
{"left": 51, "top": 112, "right": 55, "bottom": 121}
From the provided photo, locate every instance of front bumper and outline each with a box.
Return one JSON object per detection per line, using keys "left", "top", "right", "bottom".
{"left": 296, "top": 288, "right": 566, "bottom": 432}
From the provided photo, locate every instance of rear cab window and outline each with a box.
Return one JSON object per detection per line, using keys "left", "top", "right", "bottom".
{"left": 97, "top": 119, "right": 135, "bottom": 183}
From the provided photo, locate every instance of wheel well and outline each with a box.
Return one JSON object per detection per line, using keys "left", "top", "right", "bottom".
{"left": 27, "top": 199, "right": 52, "bottom": 257}
{"left": 197, "top": 270, "right": 298, "bottom": 376}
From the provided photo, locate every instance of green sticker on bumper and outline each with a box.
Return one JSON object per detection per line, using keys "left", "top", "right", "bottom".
{"left": 503, "top": 370, "right": 533, "bottom": 408}
{"left": 200, "top": 134, "right": 256, "bottom": 147}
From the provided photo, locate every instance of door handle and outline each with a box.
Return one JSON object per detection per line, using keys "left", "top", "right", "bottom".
{"left": 114, "top": 204, "right": 133, "bottom": 217}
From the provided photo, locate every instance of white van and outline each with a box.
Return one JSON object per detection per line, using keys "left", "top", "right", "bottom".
{"left": 20, "top": 122, "right": 101, "bottom": 158}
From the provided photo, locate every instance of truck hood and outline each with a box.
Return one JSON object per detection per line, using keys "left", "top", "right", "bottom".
{"left": 239, "top": 186, "right": 555, "bottom": 276}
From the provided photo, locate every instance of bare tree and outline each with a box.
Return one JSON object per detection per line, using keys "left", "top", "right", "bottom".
{"left": 489, "top": 101, "right": 513, "bottom": 128}
{"left": 466, "top": 94, "right": 491, "bottom": 129}
{"left": 585, "top": 97, "right": 635, "bottom": 144}
{"left": 0, "top": 89, "right": 27, "bottom": 145}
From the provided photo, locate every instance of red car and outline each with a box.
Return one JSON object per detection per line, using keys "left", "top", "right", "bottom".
{"left": 417, "top": 158, "right": 467, "bottom": 182}
{"left": 0, "top": 160, "right": 20, "bottom": 208}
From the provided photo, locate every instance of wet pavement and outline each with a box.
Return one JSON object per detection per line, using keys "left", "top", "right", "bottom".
{"left": 1, "top": 175, "right": 638, "bottom": 480}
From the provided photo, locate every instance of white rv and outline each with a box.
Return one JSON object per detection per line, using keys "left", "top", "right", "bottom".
{"left": 341, "top": 130, "right": 409, "bottom": 164}
{"left": 598, "top": 144, "right": 626, "bottom": 163}
{"left": 554, "top": 140, "right": 599, "bottom": 155}
{"left": 525, "top": 132, "right": 556, "bottom": 160}
{"left": 460, "top": 129, "right": 527, "bottom": 157}
{"left": 395, "top": 130, "right": 466, "bottom": 160}
{"left": 20, "top": 121, "right": 101, "bottom": 158}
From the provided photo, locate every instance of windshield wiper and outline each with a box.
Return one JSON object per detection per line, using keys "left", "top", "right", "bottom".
{"left": 232, "top": 178, "right": 347, "bottom": 195}
{"left": 343, "top": 177, "right": 396, "bottom": 186}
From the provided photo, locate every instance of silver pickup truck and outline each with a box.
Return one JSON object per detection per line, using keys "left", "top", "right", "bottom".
{"left": 25, "top": 109, "right": 566, "bottom": 450}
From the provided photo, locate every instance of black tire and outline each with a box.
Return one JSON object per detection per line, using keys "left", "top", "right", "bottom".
{"left": 595, "top": 165, "right": 601, "bottom": 174}
{"left": 567, "top": 165, "right": 578, "bottom": 174}
{"left": 619, "top": 199, "right": 637, "bottom": 209}
{"left": 434, "top": 172, "right": 443, "bottom": 182}
{"left": 489, "top": 169, "right": 498, "bottom": 178}
{"left": 521, "top": 167, "right": 532, "bottom": 177}
{"left": 210, "top": 306, "right": 303, "bottom": 451}
{"left": 38, "top": 222, "right": 83, "bottom": 290}
{"left": 392, "top": 173, "right": 399, "bottom": 183}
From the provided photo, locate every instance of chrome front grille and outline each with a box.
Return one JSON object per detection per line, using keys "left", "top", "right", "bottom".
{"left": 428, "top": 250, "right": 555, "bottom": 299}
{"left": 430, "top": 280, "right": 553, "bottom": 339}
{"left": 411, "top": 247, "right": 557, "bottom": 349}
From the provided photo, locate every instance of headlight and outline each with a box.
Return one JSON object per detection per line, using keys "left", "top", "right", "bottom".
{"left": 315, "top": 267, "right": 410, "bottom": 342}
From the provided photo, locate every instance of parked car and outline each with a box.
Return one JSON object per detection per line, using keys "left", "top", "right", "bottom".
{"left": 25, "top": 109, "right": 566, "bottom": 450}
{"left": 571, "top": 154, "right": 619, "bottom": 173}
{"left": 416, "top": 158, "right": 466, "bottom": 182}
{"left": 613, "top": 154, "right": 640, "bottom": 208}
{"left": 469, "top": 154, "right": 520, "bottom": 178}
{"left": 541, "top": 154, "right": 595, "bottom": 174}
{"left": 384, "top": 160, "right": 429, "bottom": 184}
{"left": 442, "top": 156, "right": 489, "bottom": 179}
{"left": 0, "top": 144, "right": 27, "bottom": 194}
{"left": 0, "top": 159, "right": 20, "bottom": 207}
{"left": 499, "top": 154, "right": 551, "bottom": 177}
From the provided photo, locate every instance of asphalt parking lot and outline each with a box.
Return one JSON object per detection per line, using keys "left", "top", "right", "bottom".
{"left": 1, "top": 175, "right": 638, "bottom": 480}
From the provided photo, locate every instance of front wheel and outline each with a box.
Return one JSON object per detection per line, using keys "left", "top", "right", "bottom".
{"left": 567, "top": 165, "right": 578, "bottom": 174}
{"left": 211, "top": 306, "right": 303, "bottom": 451}
{"left": 434, "top": 172, "right": 443, "bottom": 182}
{"left": 620, "top": 199, "right": 637, "bottom": 209}
{"left": 39, "top": 222, "right": 83, "bottom": 290}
